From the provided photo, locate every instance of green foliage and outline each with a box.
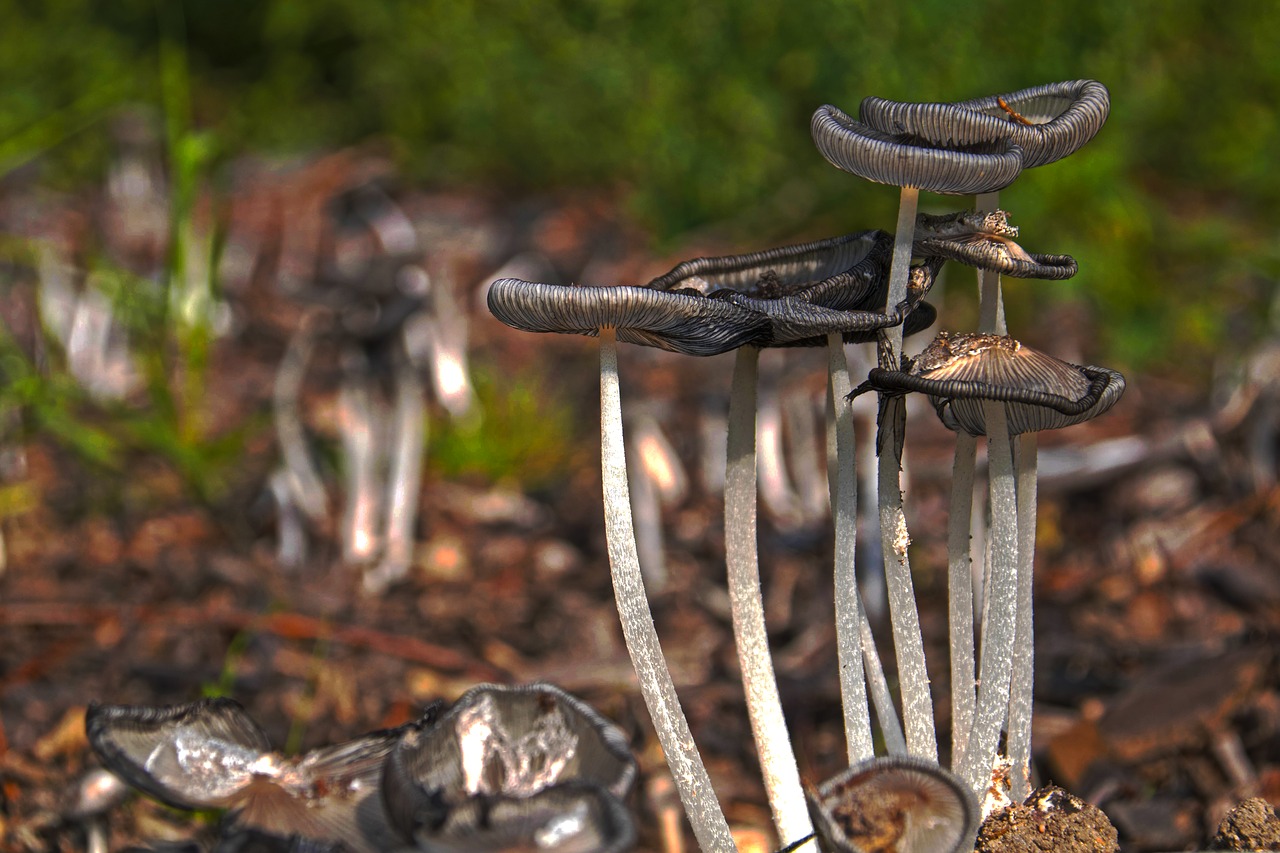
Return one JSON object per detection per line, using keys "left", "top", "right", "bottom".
{"left": 2, "top": 0, "right": 1278, "bottom": 374}
{"left": 428, "top": 362, "right": 582, "bottom": 489}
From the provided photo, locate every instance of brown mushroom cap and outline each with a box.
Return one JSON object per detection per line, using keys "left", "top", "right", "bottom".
{"left": 806, "top": 756, "right": 979, "bottom": 853}
{"left": 859, "top": 332, "right": 1126, "bottom": 436}
{"left": 913, "top": 211, "right": 1077, "bottom": 280}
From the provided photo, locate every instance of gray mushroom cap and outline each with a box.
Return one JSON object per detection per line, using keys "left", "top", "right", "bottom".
{"left": 487, "top": 278, "right": 771, "bottom": 356}
{"left": 811, "top": 105, "right": 1025, "bottom": 195}
{"left": 381, "top": 683, "right": 637, "bottom": 843}
{"left": 913, "top": 210, "right": 1077, "bottom": 280}
{"left": 858, "top": 332, "right": 1126, "bottom": 436}
{"left": 410, "top": 782, "right": 636, "bottom": 853}
{"left": 806, "top": 756, "right": 979, "bottom": 853}
{"left": 85, "top": 699, "right": 409, "bottom": 852}
{"left": 860, "top": 80, "right": 1111, "bottom": 169}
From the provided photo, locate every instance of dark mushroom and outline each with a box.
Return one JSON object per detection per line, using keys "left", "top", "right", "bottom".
{"left": 856, "top": 332, "right": 1124, "bottom": 802}
{"left": 912, "top": 210, "right": 1077, "bottom": 281}
{"left": 805, "top": 756, "right": 979, "bottom": 853}
{"left": 85, "top": 698, "right": 411, "bottom": 852}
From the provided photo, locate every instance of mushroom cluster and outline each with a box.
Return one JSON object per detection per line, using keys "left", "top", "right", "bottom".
{"left": 487, "top": 78, "right": 1123, "bottom": 850}
{"left": 84, "top": 683, "right": 637, "bottom": 852}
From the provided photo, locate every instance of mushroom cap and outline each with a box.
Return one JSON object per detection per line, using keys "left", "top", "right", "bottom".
{"left": 410, "top": 782, "right": 636, "bottom": 853}
{"left": 645, "top": 230, "right": 892, "bottom": 312}
{"left": 381, "top": 683, "right": 637, "bottom": 842}
{"left": 806, "top": 756, "right": 979, "bottom": 853}
{"left": 913, "top": 210, "right": 1077, "bottom": 280}
{"left": 86, "top": 698, "right": 411, "bottom": 852}
{"left": 487, "top": 278, "right": 772, "bottom": 356}
{"left": 863, "top": 332, "right": 1126, "bottom": 436}
{"left": 811, "top": 105, "right": 1024, "bottom": 195}
{"left": 860, "top": 80, "right": 1111, "bottom": 169}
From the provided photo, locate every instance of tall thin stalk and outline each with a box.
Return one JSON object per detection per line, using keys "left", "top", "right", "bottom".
{"left": 598, "top": 329, "right": 736, "bottom": 853}
{"left": 1007, "top": 433, "right": 1039, "bottom": 801}
{"left": 725, "top": 346, "right": 812, "bottom": 845}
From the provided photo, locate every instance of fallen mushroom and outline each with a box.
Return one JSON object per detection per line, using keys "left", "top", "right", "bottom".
{"left": 85, "top": 697, "right": 412, "bottom": 852}
{"left": 380, "top": 683, "right": 636, "bottom": 851}
{"left": 805, "top": 756, "right": 980, "bottom": 853}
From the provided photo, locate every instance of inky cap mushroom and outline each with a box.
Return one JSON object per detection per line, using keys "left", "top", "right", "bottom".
{"left": 85, "top": 698, "right": 410, "bottom": 852}
{"left": 487, "top": 279, "right": 771, "bottom": 356}
{"left": 912, "top": 210, "right": 1077, "bottom": 280}
{"left": 811, "top": 105, "right": 1024, "bottom": 196}
{"left": 857, "top": 332, "right": 1125, "bottom": 436}
{"left": 411, "top": 782, "right": 636, "bottom": 853}
{"left": 859, "top": 80, "right": 1111, "bottom": 169}
{"left": 381, "top": 683, "right": 636, "bottom": 842}
{"left": 806, "top": 756, "right": 979, "bottom": 853}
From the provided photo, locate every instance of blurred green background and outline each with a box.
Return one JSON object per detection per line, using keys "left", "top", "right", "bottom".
{"left": 2, "top": 0, "right": 1277, "bottom": 373}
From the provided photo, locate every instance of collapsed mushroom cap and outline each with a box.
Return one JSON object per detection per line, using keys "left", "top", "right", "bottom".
{"left": 86, "top": 698, "right": 411, "bottom": 852}
{"left": 806, "top": 756, "right": 979, "bottom": 853}
{"left": 860, "top": 80, "right": 1111, "bottom": 169}
{"left": 913, "top": 211, "right": 1077, "bottom": 280}
{"left": 487, "top": 278, "right": 771, "bottom": 356}
{"left": 810, "top": 105, "right": 1024, "bottom": 195}
{"left": 411, "top": 782, "right": 636, "bottom": 853}
{"left": 381, "top": 683, "right": 637, "bottom": 843}
{"left": 645, "top": 230, "right": 892, "bottom": 312}
{"left": 859, "top": 332, "right": 1126, "bottom": 436}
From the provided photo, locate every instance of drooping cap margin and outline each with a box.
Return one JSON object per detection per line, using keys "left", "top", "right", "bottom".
{"left": 913, "top": 210, "right": 1077, "bottom": 280}
{"left": 811, "top": 104, "right": 1025, "bottom": 195}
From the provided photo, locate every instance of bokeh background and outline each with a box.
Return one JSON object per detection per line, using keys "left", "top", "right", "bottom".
{"left": 4, "top": 0, "right": 1277, "bottom": 374}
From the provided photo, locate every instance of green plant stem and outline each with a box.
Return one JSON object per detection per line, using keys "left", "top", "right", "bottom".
{"left": 1007, "top": 432, "right": 1039, "bottom": 802}
{"left": 598, "top": 329, "right": 736, "bottom": 853}
{"left": 726, "top": 345, "right": 812, "bottom": 845}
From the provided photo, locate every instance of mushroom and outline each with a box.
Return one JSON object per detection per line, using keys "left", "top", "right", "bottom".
{"left": 84, "top": 697, "right": 413, "bottom": 852}
{"left": 489, "top": 233, "right": 938, "bottom": 849}
{"left": 805, "top": 756, "right": 980, "bottom": 853}
{"left": 854, "top": 332, "right": 1125, "bottom": 803}
{"left": 812, "top": 103, "right": 1024, "bottom": 762}
{"left": 912, "top": 210, "right": 1077, "bottom": 281}
{"left": 380, "top": 683, "right": 636, "bottom": 851}
{"left": 66, "top": 768, "right": 130, "bottom": 853}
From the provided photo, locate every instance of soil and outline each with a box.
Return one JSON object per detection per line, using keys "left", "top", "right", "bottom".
{"left": 976, "top": 786, "right": 1118, "bottom": 852}
{"left": 2, "top": 152, "right": 1279, "bottom": 852}
{"left": 1213, "top": 797, "right": 1280, "bottom": 851}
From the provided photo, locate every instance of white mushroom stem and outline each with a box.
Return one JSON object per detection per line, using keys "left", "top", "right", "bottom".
{"left": 975, "top": 191, "right": 1006, "bottom": 335}
{"left": 877, "top": 185, "right": 937, "bottom": 761}
{"left": 1007, "top": 432, "right": 1039, "bottom": 802}
{"left": 962, "top": 402, "right": 1019, "bottom": 798}
{"left": 364, "top": 361, "right": 427, "bottom": 594}
{"left": 273, "top": 318, "right": 327, "bottom": 521}
{"left": 338, "top": 367, "right": 382, "bottom": 565}
{"left": 598, "top": 329, "right": 736, "bottom": 853}
{"left": 725, "top": 345, "right": 813, "bottom": 845}
{"left": 826, "top": 333, "right": 873, "bottom": 763}
{"left": 946, "top": 431, "right": 978, "bottom": 771}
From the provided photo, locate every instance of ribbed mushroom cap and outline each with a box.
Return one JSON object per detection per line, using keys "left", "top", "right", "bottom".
{"left": 381, "top": 683, "right": 637, "bottom": 842}
{"left": 861, "top": 332, "right": 1126, "bottom": 436}
{"left": 806, "top": 756, "right": 979, "bottom": 853}
{"left": 913, "top": 210, "right": 1077, "bottom": 280}
{"left": 487, "top": 278, "right": 771, "bottom": 356}
{"left": 411, "top": 782, "right": 636, "bottom": 853}
{"left": 860, "top": 80, "right": 1111, "bottom": 169}
{"left": 86, "top": 699, "right": 409, "bottom": 852}
{"left": 645, "top": 230, "right": 892, "bottom": 312}
{"left": 811, "top": 105, "right": 1024, "bottom": 195}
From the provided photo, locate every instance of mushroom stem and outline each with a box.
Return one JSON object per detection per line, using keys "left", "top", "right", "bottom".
{"left": 962, "top": 401, "right": 1019, "bottom": 799}
{"left": 1007, "top": 432, "right": 1039, "bottom": 801}
{"left": 365, "top": 361, "right": 426, "bottom": 593}
{"left": 826, "top": 333, "right": 873, "bottom": 763}
{"left": 877, "top": 185, "right": 937, "bottom": 761}
{"left": 338, "top": 365, "right": 381, "bottom": 564}
{"left": 975, "top": 191, "right": 1005, "bottom": 335}
{"left": 725, "top": 345, "right": 813, "bottom": 845}
{"left": 598, "top": 328, "right": 736, "bottom": 853}
{"left": 946, "top": 431, "right": 978, "bottom": 771}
